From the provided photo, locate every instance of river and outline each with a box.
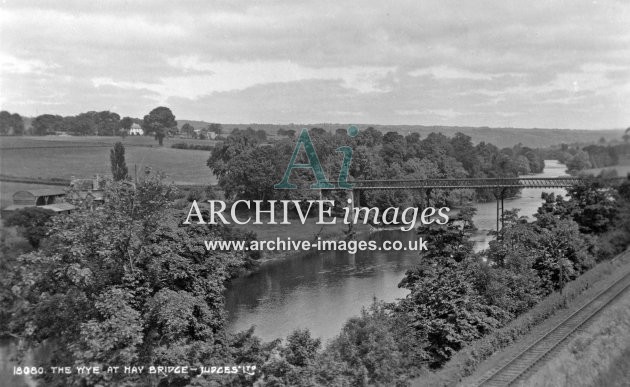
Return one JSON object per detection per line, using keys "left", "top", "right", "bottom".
{"left": 225, "top": 160, "right": 568, "bottom": 342}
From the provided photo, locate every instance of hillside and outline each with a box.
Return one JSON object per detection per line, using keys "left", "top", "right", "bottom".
{"left": 177, "top": 121, "right": 624, "bottom": 148}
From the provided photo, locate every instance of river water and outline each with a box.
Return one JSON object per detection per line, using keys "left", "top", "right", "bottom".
{"left": 225, "top": 160, "right": 568, "bottom": 342}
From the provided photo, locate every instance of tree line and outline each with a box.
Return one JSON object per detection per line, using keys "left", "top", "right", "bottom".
{"left": 541, "top": 143, "right": 630, "bottom": 175}
{"left": 0, "top": 107, "right": 179, "bottom": 145}
{"left": 207, "top": 127, "right": 545, "bottom": 206}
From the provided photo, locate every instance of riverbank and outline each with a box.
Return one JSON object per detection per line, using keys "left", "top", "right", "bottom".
{"left": 450, "top": 250, "right": 630, "bottom": 387}
{"left": 234, "top": 215, "right": 371, "bottom": 263}
{"left": 519, "top": 284, "right": 630, "bottom": 386}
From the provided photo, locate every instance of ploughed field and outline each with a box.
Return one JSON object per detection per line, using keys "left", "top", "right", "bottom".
{"left": 0, "top": 136, "right": 218, "bottom": 187}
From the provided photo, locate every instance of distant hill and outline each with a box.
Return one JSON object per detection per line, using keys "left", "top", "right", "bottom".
{"left": 177, "top": 121, "right": 624, "bottom": 148}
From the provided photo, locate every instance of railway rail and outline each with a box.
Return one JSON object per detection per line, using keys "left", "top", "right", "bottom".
{"left": 471, "top": 265, "right": 630, "bottom": 386}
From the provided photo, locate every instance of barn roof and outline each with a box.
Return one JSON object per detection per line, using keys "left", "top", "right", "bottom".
{"left": 13, "top": 188, "right": 66, "bottom": 197}
{"left": 41, "top": 203, "right": 76, "bottom": 212}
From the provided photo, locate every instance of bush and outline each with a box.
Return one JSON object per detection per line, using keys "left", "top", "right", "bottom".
{"left": 171, "top": 142, "right": 214, "bottom": 151}
{"left": 4, "top": 207, "right": 55, "bottom": 248}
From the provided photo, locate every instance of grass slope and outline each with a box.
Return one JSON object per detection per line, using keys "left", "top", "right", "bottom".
{"left": 520, "top": 290, "right": 630, "bottom": 386}
{"left": 414, "top": 250, "right": 630, "bottom": 387}
{"left": 0, "top": 136, "right": 217, "bottom": 186}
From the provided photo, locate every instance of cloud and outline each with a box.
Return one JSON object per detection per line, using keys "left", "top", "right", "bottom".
{"left": 0, "top": 0, "right": 628, "bottom": 128}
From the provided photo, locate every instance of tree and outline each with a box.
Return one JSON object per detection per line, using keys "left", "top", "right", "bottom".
{"left": 4, "top": 207, "right": 55, "bottom": 248}
{"left": 32, "top": 114, "right": 64, "bottom": 135}
{"left": 207, "top": 122, "right": 222, "bottom": 136}
{"left": 515, "top": 155, "right": 531, "bottom": 175}
{"left": 0, "top": 111, "right": 24, "bottom": 135}
{"left": 65, "top": 112, "right": 97, "bottom": 135}
{"left": 216, "top": 145, "right": 285, "bottom": 200}
{"left": 319, "top": 302, "right": 417, "bottom": 385}
{"left": 7, "top": 176, "right": 248, "bottom": 386}
{"left": 397, "top": 255, "right": 508, "bottom": 366}
{"left": 449, "top": 132, "right": 477, "bottom": 175}
{"left": 142, "top": 107, "right": 177, "bottom": 146}
{"left": 566, "top": 150, "right": 592, "bottom": 173}
{"left": 207, "top": 129, "right": 265, "bottom": 179}
{"left": 566, "top": 181, "right": 619, "bottom": 234}
{"left": 95, "top": 111, "right": 121, "bottom": 136}
{"left": 181, "top": 123, "right": 195, "bottom": 137}
{"left": 354, "top": 126, "right": 382, "bottom": 147}
{"left": 110, "top": 142, "right": 128, "bottom": 181}
{"left": 396, "top": 214, "right": 508, "bottom": 367}
{"left": 120, "top": 116, "right": 134, "bottom": 131}
{"left": 120, "top": 116, "right": 134, "bottom": 138}
{"left": 380, "top": 131, "right": 407, "bottom": 165}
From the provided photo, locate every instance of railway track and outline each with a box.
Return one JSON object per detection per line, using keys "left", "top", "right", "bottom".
{"left": 471, "top": 266, "right": 630, "bottom": 387}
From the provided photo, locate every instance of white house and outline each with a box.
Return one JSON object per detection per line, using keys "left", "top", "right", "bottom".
{"left": 129, "top": 123, "right": 143, "bottom": 135}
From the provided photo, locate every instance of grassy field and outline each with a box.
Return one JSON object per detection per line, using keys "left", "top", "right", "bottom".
{"left": 520, "top": 289, "right": 630, "bottom": 387}
{"left": 0, "top": 136, "right": 218, "bottom": 186}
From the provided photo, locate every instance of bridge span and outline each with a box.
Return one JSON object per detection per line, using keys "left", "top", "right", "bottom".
{"left": 342, "top": 176, "right": 626, "bottom": 232}
{"left": 347, "top": 176, "right": 624, "bottom": 190}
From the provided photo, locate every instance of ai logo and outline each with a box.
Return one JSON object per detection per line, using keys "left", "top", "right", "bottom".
{"left": 274, "top": 126, "right": 358, "bottom": 190}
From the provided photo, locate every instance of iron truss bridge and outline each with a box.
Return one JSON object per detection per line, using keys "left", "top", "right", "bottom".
{"left": 345, "top": 177, "right": 626, "bottom": 190}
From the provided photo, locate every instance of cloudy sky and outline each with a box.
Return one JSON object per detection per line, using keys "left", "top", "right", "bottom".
{"left": 1, "top": 0, "right": 629, "bottom": 128}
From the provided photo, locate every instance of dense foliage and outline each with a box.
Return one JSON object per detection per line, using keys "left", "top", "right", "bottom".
{"left": 4, "top": 176, "right": 254, "bottom": 386}
{"left": 142, "top": 106, "right": 178, "bottom": 146}
{"left": 207, "top": 128, "right": 545, "bottom": 207}
{"left": 0, "top": 110, "right": 25, "bottom": 135}
{"left": 64, "top": 111, "right": 122, "bottom": 136}
{"left": 3, "top": 207, "right": 55, "bottom": 248}
{"left": 172, "top": 142, "right": 215, "bottom": 151}
{"left": 540, "top": 142, "right": 630, "bottom": 175}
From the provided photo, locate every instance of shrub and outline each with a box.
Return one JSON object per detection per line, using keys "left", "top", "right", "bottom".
{"left": 4, "top": 207, "right": 55, "bottom": 248}
{"left": 171, "top": 142, "right": 214, "bottom": 151}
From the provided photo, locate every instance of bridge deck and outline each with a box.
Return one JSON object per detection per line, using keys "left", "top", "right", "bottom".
{"left": 344, "top": 177, "right": 625, "bottom": 190}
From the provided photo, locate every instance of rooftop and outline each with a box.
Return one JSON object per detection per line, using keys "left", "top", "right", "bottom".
{"left": 14, "top": 188, "right": 66, "bottom": 197}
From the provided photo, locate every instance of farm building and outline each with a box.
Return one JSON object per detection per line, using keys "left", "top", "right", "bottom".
{"left": 68, "top": 176, "right": 105, "bottom": 205}
{"left": 1, "top": 188, "right": 76, "bottom": 216}
{"left": 192, "top": 129, "right": 217, "bottom": 139}
{"left": 129, "top": 123, "right": 144, "bottom": 135}
{"left": 12, "top": 188, "right": 66, "bottom": 206}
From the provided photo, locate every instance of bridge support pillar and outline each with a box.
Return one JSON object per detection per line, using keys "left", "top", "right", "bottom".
{"left": 496, "top": 195, "right": 500, "bottom": 233}
{"left": 495, "top": 188, "right": 506, "bottom": 233}
{"left": 501, "top": 193, "right": 505, "bottom": 230}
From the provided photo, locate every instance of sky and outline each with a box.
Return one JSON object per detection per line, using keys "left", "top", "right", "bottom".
{"left": 0, "top": 0, "right": 629, "bottom": 129}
